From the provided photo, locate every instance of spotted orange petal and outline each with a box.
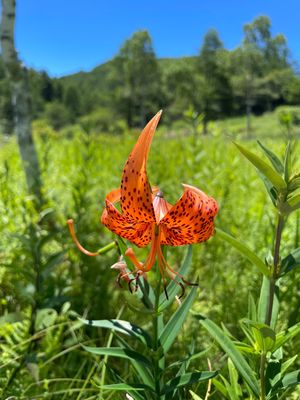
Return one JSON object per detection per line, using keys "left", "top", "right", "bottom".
{"left": 120, "top": 111, "right": 162, "bottom": 223}
{"left": 159, "top": 184, "right": 218, "bottom": 246}
{"left": 101, "top": 200, "right": 153, "bottom": 247}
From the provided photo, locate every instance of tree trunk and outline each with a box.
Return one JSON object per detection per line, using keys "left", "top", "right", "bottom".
{"left": 245, "top": 74, "right": 252, "bottom": 138}
{"left": 202, "top": 116, "right": 208, "bottom": 135}
{"left": 246, "top": 101, "right": 252, "bottom": 138}
{"left": 0, "top": 0, "right": 43, "bottom": 204}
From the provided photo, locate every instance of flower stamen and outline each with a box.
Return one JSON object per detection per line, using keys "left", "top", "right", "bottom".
{"left": 67, "top": 219, "right": 99, "bottom": 256}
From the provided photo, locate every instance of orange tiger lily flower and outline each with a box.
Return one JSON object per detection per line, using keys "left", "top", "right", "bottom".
{"left": 100, "top": 111, "right": 218, "bottom": 291}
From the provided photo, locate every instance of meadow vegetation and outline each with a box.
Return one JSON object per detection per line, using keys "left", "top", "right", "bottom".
{"left": 1, "top": 110, "right": 300, "bottom": 398}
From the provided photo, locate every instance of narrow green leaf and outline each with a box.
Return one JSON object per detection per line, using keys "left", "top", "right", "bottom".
{"left": 287, "top": 190, "right": 300, "bottom": 210}
{"left": 234, "top": 142, "right": 287, "bottom": 191}
{"left": 266, "top": 358, "right": 282, "bottom": 394}
{"left": 275, "top": 322, "right": 300, "bottom": 350}
{"left": 281, "top": 355, "right": 298, "bottom": 375}
{"left": 235, "top": 343, "right": 257, "bottom": 355}
{"left": 288, "top": 176, "right": 300, "bottom": 192}
{"left": 257, "top": 276, "right": 279, "bottom": 329}
{"left": 42, "top": 251, "right": 66, "bottom": 278}
{"left": 248, "top": 293, "right": 257, "bottom": 322}
{"left": 212, "top": 378, "right": 228, "bottom": 398}
{"left": 189, "top": 390, "right": 203, "bottom": 400}
{"left": 228, "top": 358, "right": 241, "bottom": 398}
{"left": 83, "top": 346, "right": 151, "bottom": 367}
{"left": 243, "top": 320, "right": 276, "bottom": 353}
{"left": 281, "top": 247, "right": 300, "bottom": 275}
{"left": 80, "top": 318, "right": 152, "bottom": 347}
{"left": 115, "top": 335, "right": 155, "bottom": 389}
{"left": 284, "top": 142, "right": 291, "bottom": 183}
{"left": 158, "top": 245, "right": 193, "bottom": 312}
{"left": 98, "top": 383, "right": 150, "bottom": 391}
{"left": 161, "top": 371, "right": 218, "bottom": 395}
{"left": 200, "top": 318, "right": 260, "bottom": 397}
{"left": 98, "top": 384, "right": 147, "bottom": 400}
{"left": 215, "top": 228, "right": 270, "bottom": 276}
{"left": 271, "top": 369, "right": 300, "bottom": 392}
{"left": 166, "top": 347, "right": 212, "bottom": 370}
{"left": 257, "top": 141, "right": 284, "bottom": 175}
{"left": 159, "top": 286, "right": 197, "bottom": 354}
{"left": 257, "top": 171, "right": 278, "bottom": 206}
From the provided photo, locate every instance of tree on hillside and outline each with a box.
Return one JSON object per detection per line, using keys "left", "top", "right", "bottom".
{"left": 110, "top": 30, "right": 161, "bottom": 127}
{"left": 0, "top": 0, "right": 42, "bottom": 203}
{"left": 197, "top": 29, "right": 233, "bottom": 134}
{"left": 40, "top": 71, "right": 54, "bottom": 102}
{"left": 64, "top": 85, "right": 81, "bottom": 121}
{"left": 235, "top": 16, "right": 290, "bottom": 135}
{"left": 244, "top": 16, "right": 289, "bottom": 71}
{"left": 162, "top": 58, "right": 197, "bottom": 121}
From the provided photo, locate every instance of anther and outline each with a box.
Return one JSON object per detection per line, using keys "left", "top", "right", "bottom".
{"left": 163, "top": 283, "right": 169, "bottom": 300}
{"left": 182, "top": 277, "right": 198, "bottom": 287}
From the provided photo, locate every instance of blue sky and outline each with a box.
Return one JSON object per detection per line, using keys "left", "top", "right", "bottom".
{"left": 8, "top": 0, "right": 300, "bottom": 77}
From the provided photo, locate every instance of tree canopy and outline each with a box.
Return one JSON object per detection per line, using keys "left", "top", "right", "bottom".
{"left": 0, "top": 16, "right": 299, "bottom": 133}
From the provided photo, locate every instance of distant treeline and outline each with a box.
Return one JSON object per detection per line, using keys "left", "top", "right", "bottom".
{"left": 1, "top": 15, "right": 300, "bottom": 134}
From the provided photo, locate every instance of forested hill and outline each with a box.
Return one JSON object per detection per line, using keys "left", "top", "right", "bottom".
{"left": 1, "top": 15, "right": 300, "bottom": 135}
{"left": 59, "top": 56, "right": 195, "bottom": 94}
{"left": 59, "top": 60, "right": 115, "bottom": 94}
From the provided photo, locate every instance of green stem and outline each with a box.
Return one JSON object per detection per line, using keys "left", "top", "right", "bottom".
{"left": 153, "top": 267, "right": 162, "bottom": 400}
{"left": 99, "top": 306, "right": 125, "bottom": 400}
{"left": 260, "top": 213, "right": 284, "bottom": 400}
{"left": 97, "top": 241, "right": 117, "bottom": 254}
{"left": 273, "top": 214, "right": 284, "bottom": 277}
{"left": 260, "top": 353, "right": 267, "bottom": 400}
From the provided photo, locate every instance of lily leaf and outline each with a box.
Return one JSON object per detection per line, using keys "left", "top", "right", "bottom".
{"left": 257, "top": 276, "right": 279, "bottom": 329}
{"left": 284, "top": 142, "right": 291, "bottom": 183}
{"left": 288, "top": 175, "right": 300, "bottom": 192}
{"left": 199, "top": 317, "right": 260, "bottom": 397}
{"left": 159, "top": 286, "right": 197, "bottom": 354}
{"left": 275, "top": 322, "right": 300, "bottom": 351}
{"left": 257, "top": 141, "right": 284, "bottom": 175}
{"left": 281, "top": 247, "right": 300, "bottom": 275}
{"left": 189, "top": 390, "right": 203, "bottom": 400}
{"left": 242, "top": 319, "right": 276, "bottom": 353}
{"left": 97, "top": 383, "right": 151, "bottom": 391}
{"left": 83, "top": 346, "right": 151, "bottom": 367}
{"left": 257, "top": 171, "right": 278, "bottom": 207}
{"left": 161, "top": 371, "right": 218, "bottom": 395}
{"left": 215, "top": 228, "right": 270, "bottom": 276}
{"left": 287, "top": 189, "right": 300, "bottom": 210}
{"left": 94, "top": 366, "right": 148, "bottom": 400}
{"left": 234, "top": 142, "right": 287, "bottom": 191}
{"left": 79, "top": 318, "right": 152, "bottom": 348}
{"left": 271, "top": 370, "right": 300, "bottom": 392}
{"left": 114, "top": 335, "right": 155, "bottom": 390}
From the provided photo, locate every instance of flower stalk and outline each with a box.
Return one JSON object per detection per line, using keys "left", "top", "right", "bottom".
{"left": 260, "top": 213, "right": 285, "bottom": 400}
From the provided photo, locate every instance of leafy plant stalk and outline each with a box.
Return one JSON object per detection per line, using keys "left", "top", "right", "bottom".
{"left": 260, "top": 213, "right": 284, "bottom": 400}
{"left": 153, "top": 266, "right": 162, "bottom": 399}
